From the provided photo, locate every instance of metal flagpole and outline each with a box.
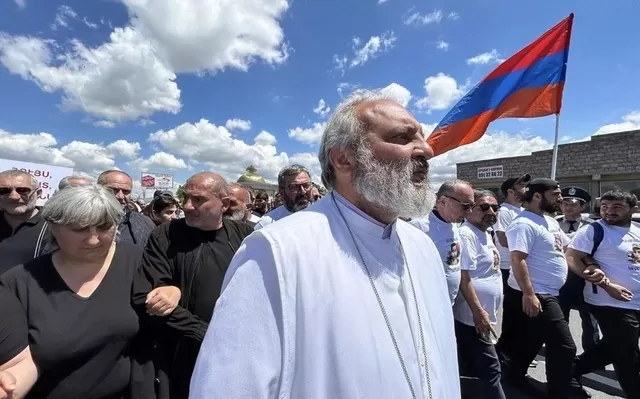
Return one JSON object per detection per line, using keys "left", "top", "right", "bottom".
{"left": 550, "top": 113, "right": 561, "bottom": 180}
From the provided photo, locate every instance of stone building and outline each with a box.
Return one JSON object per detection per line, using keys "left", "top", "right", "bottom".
{"left": 236, "top": 165, "right": 278, "bottom": 197}
{"left": 456, "top": 129, "right": 640, "bottom": 210}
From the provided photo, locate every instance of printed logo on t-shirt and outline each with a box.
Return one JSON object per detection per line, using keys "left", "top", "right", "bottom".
{"left": 492, "top": 248, "right": 500, "bottom": 271}
{"left": 553, "top": 233, "right": 564, "bottom": 252}
{"left": 627, "top": 244, "right": 640, "bottom": 270}
{"left": 446, "top": 242, "right": 461, "bottom": 267}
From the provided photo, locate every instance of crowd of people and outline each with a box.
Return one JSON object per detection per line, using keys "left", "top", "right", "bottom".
{"left": 0, "top": 89, "right": 638, "bottom": 399}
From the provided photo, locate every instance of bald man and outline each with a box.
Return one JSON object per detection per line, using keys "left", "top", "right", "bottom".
{"left": 132, "top": 172, "right": 254, "bottom": 398}
{"left": 224, "top": 183, "right": 253, "bottom": 225}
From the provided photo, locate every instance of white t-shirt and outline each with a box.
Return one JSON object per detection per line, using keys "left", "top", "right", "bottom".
{"left": 454, "top": 222, "right": 503, "bottom": 327}
{"left": 410, "top": 211, "right": 461, "bottom": 305}
{"left": 569, "top": 220, "right": 640, "bottom": 310}
{"left": 506, "top": 211, "right": 570, "bottom": 296}
{"left": 254, "top": 206, "right": 293, "bottom": 230}
{"left": 495, "top": 203, "right": 523, "bottom": 270}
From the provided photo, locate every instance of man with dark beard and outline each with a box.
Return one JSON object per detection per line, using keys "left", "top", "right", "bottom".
{"left": 501, "top": 178, "right": 587, "bottom": 398}
{"left": 190, "top": 90, "right": 458, "bottom": 399}
{"left": 254, "top": 165, "right": 312, "bottom": 230}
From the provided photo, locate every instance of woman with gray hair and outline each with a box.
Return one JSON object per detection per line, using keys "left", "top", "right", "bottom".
{"left": 0, "top": 185, "right": 177, "bottom": 398}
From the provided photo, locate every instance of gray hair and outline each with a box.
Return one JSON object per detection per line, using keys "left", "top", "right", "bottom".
{"left": 0, "top": 169, "right": 39, "bottom": 189}
{"left": 58, "top": 175, "right": 93, "bottom": 190}
{"left": 436, "top": 180, "right": 472, "bottom": 199}
{"left": 318, "top": 89, "right": 410, "bottom": 190}
{"left": 473, "top": 189, "right": 496, "bottom": 202}
{"left": 42, "top": 185, "right": 123, "bottom": 229}
{"left": 97, "top": 170, "right": 132, "bottom": 185}
{"left": 277, "top": 165, "right": 310, "bottom": 188}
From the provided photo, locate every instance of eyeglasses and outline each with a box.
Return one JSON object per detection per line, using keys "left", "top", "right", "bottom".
{"left": 313, "top": 195, "right": 321, "bottom": 201}
{"left": 106, "top": 186, "right": 132, "bottom": 196}
{"left": 0, "top": 187, "right": 33, "bottom": 196}
{"left": 444, "top": 195, "right": 474, "bottom": 211}
{"left": 475, "top": 203, "right": 500, "bottom": 212}
{"left": 287, "top": 183, "right": 312, "bottom": 193}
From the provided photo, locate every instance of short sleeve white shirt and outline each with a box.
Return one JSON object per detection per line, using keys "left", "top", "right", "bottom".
{"left": 410, "top": 212, "right": 461, "bottom": 304}
{"left": 506, "top": 211, "right": 569, "bottom": 296}
{"left": 570, "top": 220, "right": 640, "bottom": 310}
{"left": 254, "top": 206, "right": 293, "bottom": 230}
{"left": 495, "top": 203, "right": 523, "bottom": 270}
{"left": 454, "top": 222, "right": 503, "bottom": 326}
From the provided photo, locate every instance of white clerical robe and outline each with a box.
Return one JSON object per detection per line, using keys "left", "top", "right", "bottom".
{"left": 190, "top": 193, "right": 460, "bottom": 399}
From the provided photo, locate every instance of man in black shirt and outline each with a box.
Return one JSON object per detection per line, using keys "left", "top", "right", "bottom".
{"left": 0, "top": 170, "right": 53, "bottom": 274}
{"left": 97, "top": 170, "right": 155, "bottom": 246}
{"left": 133, "top": 172, "right": 254, "bottom": 399}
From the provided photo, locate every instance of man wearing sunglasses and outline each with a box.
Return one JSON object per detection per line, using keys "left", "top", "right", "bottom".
{"left": 254, "top": 165, "right": 313, "bottom": 230}
{"left": 410, "top": 179, "right": 474, "bottom": 305}
{"left": 0, "top": 170, "right": 54, "bottom": 274}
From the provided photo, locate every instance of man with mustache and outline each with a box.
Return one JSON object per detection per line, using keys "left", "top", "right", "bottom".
{"left": 254, "top": 164, "right": 312, "bottom": 230}
{"left": 132, "top": 172, "right": 254, "bottom": 398}
{"left": 501, "top": 178, "right": 587, "bottom": 398}
{"left": 411, "top": 179, "right": 473, "bottom": 305}
{"left": 454, "top": 189, "right": 505, "bottom": 399}
{"left": 190, "top": 90, "right": 459, "bottom": 399}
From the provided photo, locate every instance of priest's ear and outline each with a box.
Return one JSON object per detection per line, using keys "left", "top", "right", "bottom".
{"left": 328, "top": 146, "right": 356, "bottom": 182}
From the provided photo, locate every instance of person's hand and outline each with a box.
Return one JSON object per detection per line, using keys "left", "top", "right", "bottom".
{"left": 146, "top": 286, "right": 181, "bottom": 316}
{"left": 583, "top": 265, "right": 605, "bottom": 284}
{"left": 472, "top": 309, "right": 497, "bottom": 340}
{"left": 604, "top": 283, "right": 634, "bottom": 302}
{"left": 522, "top": 294, "right": 542, "bottom": 318}
{"left": 0, "top": 370, "right": 16, "bottom": 399}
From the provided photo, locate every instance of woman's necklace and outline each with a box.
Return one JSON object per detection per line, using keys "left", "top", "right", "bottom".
{"left": 331, "top": 193, "right": 433, "bottom": 399}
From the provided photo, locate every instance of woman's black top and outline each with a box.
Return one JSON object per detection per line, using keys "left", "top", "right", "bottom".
{"left": 0, "top": 286, "right": 28, "bottom": 365}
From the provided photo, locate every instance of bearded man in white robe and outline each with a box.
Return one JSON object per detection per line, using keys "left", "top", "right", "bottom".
{"left": 189, "top": 89, "right": 461, "bottom": 399}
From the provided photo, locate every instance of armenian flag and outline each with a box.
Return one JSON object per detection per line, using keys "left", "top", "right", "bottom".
{"left": 427, "top": 14, "right": 574, "bottom": 157}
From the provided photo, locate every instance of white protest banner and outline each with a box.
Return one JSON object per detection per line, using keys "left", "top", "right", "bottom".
{"left": 0, "top": 159, "right": 74, "bottom": 206}
{"left": 141, "top": 172, "right": 174, "bottom": 190}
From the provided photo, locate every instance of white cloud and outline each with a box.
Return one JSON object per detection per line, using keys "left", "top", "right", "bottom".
{"left": 415, "top": 73, "right": 468, "bottom": 112}
{"left": 381, "top": 82, "right": 411, "bottom": 107}
{"left": 378, "top": 0, "right": 389, "bottom": 4}
{"left": 225, "top": 118, "right": 252, "bottom": 131}
{"left": 313, "top": 99, "right": 331, "bottom": 117}
{"left": 51, "top": 5, "right": 78, "bottom": 30}
{"left": 466, "top": 49, "right": 504, "bottom": 65}
{"left": 594, "top": 111, "right": 640, "bottom": 136}
{"left": 447, "top": 12, "right": 460, "bottom": 20}
{"left": 288, "top": 122, "right": 326, "bottom": 146}
{"left": 130, "top": 151, "right": 188, "bottom": 171}
{"left": 333, "top": 31, "right": 396, "bottom": 73}
{"left": 404, "top": 9, "right": 443, "bottom": 26}
{"left": 94, "top": 120, "right": 116, "bottom": 128}
{"left": 436, "top": 40, "right": 449, "bottom": 51}
{"left": 14, "top": 0, "right": 26, "bottom": 8}
{"left": 123, "top": 0, "right": 290, "bottom": 74}
{"left": 106, "top": 140, "right": 141, "bottom": 158}
{"left": 0, "top": 29, "right": 181, "bottom": 123}
{"left": 147, "top": 119, "right": 320, "bottom": 183}
{"left": 350, "top": 31, "right": 396, "bottom": 68}
{"left": 337, "top": 82, "right": 358, "bottom": 97}
{"left": 0, "top": 0, "right": 292, "bottom": 124}
{"left": 421, "top": 123, "right": 438, "bottom": 136}
{"left": 255, "top": 131, "right": 277, "bottom": 146}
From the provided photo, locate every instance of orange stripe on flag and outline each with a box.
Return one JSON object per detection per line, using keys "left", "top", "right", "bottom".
{"left": 427, "top": 83, "right": 563, "bottom": 156}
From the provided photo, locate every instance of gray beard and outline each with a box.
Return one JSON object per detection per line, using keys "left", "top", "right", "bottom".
{"left": 226, "top": 209, "right": 247, "bottom": 222}
{"left": 352, "top": 143, "right": 435, "bottom": 220}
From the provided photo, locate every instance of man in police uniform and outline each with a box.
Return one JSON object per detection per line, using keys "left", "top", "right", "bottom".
{"left": 557, "top": 186, "right": 600, "bottom": 352}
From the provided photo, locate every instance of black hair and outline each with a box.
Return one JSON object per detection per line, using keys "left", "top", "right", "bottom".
{"left": 143, "top": 194, "right": 179, "bottom": 224}
{"left": 600, "top": 190, "right": 638, "bottom": 208}
{"left": 473, "top": 189, "right": 496, "bottom": 202}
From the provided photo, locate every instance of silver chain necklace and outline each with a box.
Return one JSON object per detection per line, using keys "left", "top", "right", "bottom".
{"left": 331, "top": 193, "right": 433, "bottom": 399}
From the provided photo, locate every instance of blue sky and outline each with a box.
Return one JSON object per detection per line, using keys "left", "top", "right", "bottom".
{"left": 0, "top": 0, "right": 638, "bottom": 196}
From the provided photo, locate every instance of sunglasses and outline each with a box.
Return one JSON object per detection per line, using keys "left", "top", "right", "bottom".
{"left": 444, "top": 195, "right": 474, "bottom": 211}
{"left": 106, "top": 186, "right": 132, "bottom": 196}
{"left": 476, "top": 203, "right": 500, "bottom": 212}
{"left": 0, "top": 186, "right": 33, "bottom": 196}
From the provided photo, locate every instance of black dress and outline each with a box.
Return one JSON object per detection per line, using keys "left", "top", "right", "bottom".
{"left": 0, "top": 286, "right": 28, "bottom": 365}
{"left": 0, "top": 241, "right": 155, "bottom": 399}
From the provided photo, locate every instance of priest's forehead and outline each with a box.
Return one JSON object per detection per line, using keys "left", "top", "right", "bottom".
{"left": 357, "top": 99, "right": 423, "bottom": 137}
